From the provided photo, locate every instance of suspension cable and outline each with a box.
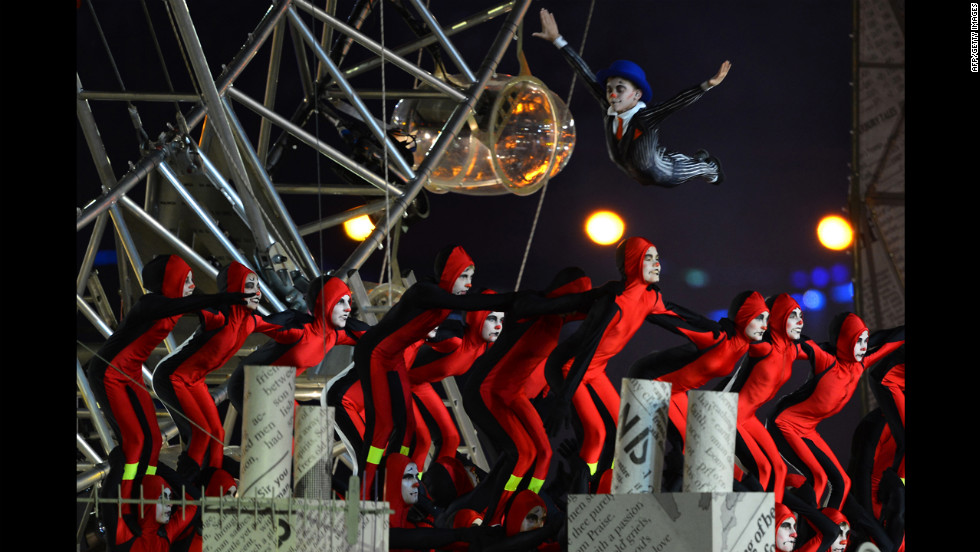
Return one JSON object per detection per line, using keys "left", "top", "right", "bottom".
{"left": 513, "top": 0, "right": 595, "bottom": 291}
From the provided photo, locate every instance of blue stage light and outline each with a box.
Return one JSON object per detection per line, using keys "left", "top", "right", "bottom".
{"left": 811, "top": 267, "right": 830, "bottom": 288}
{"left": 94, "top": 249, "right": 118, "bottom": 266}
{"left": 832, "top": 283, "right": 854, "bottom": 303}
{"left": 801, "top": 289, "right": 826, "bottom": 310}
{"left": 790, "top": 270, "right": 808, "bottom": 289}
{"left": 831, "top": 263, "right": 850, "bottom": 284}
{"left": 707, "top": 309, "right": 727, "bottom": 322}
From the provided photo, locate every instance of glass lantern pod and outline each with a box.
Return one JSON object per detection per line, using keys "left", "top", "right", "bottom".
{"left": 390, "top": 74, "right": 575, "bottom": 196}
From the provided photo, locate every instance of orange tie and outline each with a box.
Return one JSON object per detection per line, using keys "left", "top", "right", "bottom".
{"left": 616, "top": 117, "right": 624, "bottom": 140}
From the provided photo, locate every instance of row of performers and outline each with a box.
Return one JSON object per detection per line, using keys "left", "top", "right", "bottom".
{"left": 84, "top": 238, "right": 903, "bottom": 551}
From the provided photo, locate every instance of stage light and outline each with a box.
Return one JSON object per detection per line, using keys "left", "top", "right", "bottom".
{"left": 817, "top": 215, "right": 853, "bottom": 250}
{"left": 801, "top": 289, "right": 826, "bottom": 310}
{"left": 811, "top": 266, "right": 830, "bottom": 288}
{"left": 707, "top": 309, "right": 727, "bottom": 322}
{"left": 791, "top": 270, "right": 809, "bottom": 289}
{"left": 831, "top": 263, "right": 850, "bottom": 284}
{"left": 585, "top": 210, "right": 625, "bottom": 245}
{"left": 832, "top": 283, "right": 854, "bottom": 303}
{"left": 684, "top": 268, "right": 709, "bottom": 288}
{"left": 344, "top": 215, "right": 375, "bottom": 241}
{"left": 391, "top": 74, "right": 575, "bottom": 196}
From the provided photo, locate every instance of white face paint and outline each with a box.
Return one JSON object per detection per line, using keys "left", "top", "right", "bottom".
{"left": 776, "top": 516, "right": 797, "bottom": 552}
{"left": 853, "top": 330, "right": 869, "bottom": 361}
{"left": 182, "top": 272, "right": 195, "bottom": 297}
{"left": 481, "top": 312, "right": 504, "bottom": 342}
{"left": 743, "top": 312, "right": 769, "bottom": 341}
{"left": 155, "top": 487, "right": 173, "bottom": 525}
{"left": 401, "top": 462, "right": 420, "bottom": 505}
{"left": 785, "top": 308, "right": 803, "bottom": 340}
{"left": 831, "top": 523, "right": 850, "bottom": 552}
{"left": 243, "top": 273, "right": 262, "bottom": 310}
{"left": 453, "top": 266, "right": 475, "bottom": 295}
{"left": 520, "top": 505, "right": 546, "bottom": 533}
{"left": 605, "top": 77, "right": 642, "bottom": 114}
{"left": 331, "top": 295, "right": 351, "bottom": 328}
{"left": 641, "top": 246, "right": 660, "bottom": 284}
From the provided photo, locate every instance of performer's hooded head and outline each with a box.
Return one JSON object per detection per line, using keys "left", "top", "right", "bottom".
{"left": 504, "top": 490, "right": 547, "bottom": 537}
{"left": 384, "top": 453, "right": 419, "bottom": 528}
{"left": 729, "top": 290, "right": 769, "bottom": 342}
{"left": 217, "top": 261, "right": 261, "bottom": 310}
{"left": 138, "top": 474, "right": 174, "bottom": 530}
{"left": 433, "top": 245, "right": 475, "bottom": 294}
{"left": 616, "top": 236, "right": 658, "bottom": 287}
{"left": 774, "top": 503, "right": 797, "bottom": 552}
{"left": 142, "top": 254, "right": 193, "bottom": 299}
{"left": 830, "top": 312, "right": 870, "bottom": 364}
{"left": 765, "top": 293, "right": 802, "bottom": 343}
{"left": 307, "top": 275, "right": 353, "bottom": 329}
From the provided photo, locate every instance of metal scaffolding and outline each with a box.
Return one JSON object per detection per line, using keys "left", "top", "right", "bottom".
{"left": 76, "top": 1, "right": 531, "bottom": 546}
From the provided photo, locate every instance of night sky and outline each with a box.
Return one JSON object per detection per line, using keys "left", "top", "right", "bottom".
{"left": 77, "top": 1, "right": 867, "bottom": 463}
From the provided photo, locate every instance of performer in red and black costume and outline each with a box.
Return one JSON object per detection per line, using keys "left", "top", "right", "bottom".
{"left": 847, "top": 407, "right": 905, "bottom": 552}
{"left": 85, "top": 254, "right": 248, "bottom": 544}
{"left": 534, "top": 8, "right": 730, "bottom": 188}
{"left": 451, "top": 267, "right": 602, "bottom": 525}
{"left": 353, "top": 245, "right": 514, "bottom": 499}
{"left": 719, "top": 293, "right": 810, "bottom": 504}
{"left": 868, "top": 343, "right": 905, "bottom": 475}
{"left": 327, "top": 323, "right": 459, "bottom": 497}
{"left": 407, "top": 293, "right": 502, "bottom": 471}
{"left": 226, "top": 274, "right": 369, "bottom": 415}
{"left": 768, "top": 312, "right": 904, "bottom": 552}
{"left": 768, "top": 312, "right": 904, "bottom": 509}
{"left": 627, "top": 290, "right": 770, "bottom": 488}
{"left": 384, "top": 453, "right": 487, "bottom": 552}
{"left": 151, "top": 261, "right": 287, "bottom": 484}
{"left": 541, "top": 237, "right": 682, "bottom": 481}
{"left": 114, "top": 474, "right": 199, "bottom": 552}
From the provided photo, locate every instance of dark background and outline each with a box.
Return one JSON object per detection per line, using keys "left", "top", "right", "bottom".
{"left": 77, "top": 0, "right": 868, "bottom": 466}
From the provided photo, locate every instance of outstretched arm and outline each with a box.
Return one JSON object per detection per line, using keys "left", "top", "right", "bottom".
{"left": 706, "top": 60, "right": 732, "bottom": 88}
{"left": 531, "top": 8, "right": 561, "bottom": 43}
{"left": 532, "top": 8, "right": 606, "bottom": 105}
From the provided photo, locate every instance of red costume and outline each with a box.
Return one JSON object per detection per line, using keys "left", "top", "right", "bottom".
{"left": 86, "top": 254, "right": 245, "bottom": 541}
{"left": 118, "top": 474, "right": 198, "bottom": 552}
{"left": 353, "top": 245, "right": 513, "bottom": 498}
{"left": 543, "top": 237, "right": 679, "bottom": 475}
{"left": 226, "top": 275, "right": 367, "bottom": 414}
{"left": 723, "top": 293, "right": 806, "bottom": 503}
{"left": 769, "top": 312, "right": 904, "bottom": 509}
{"left": 152, "top": 262, "right": 286, "bottom": 478}
{"left": 407, "top": 293, "right": 498, "bottom": 470}
{"left": 461, "top": 267, "right": 597, "bottom": 524}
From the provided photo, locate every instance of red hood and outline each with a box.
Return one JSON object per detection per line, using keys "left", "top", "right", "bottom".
{"left": 768, "top": 293, "right": 801, "bottom": 343}
{"left": 775, "top": 502, "right": 795, "bottom": 528}
{"left": 619, "top": 236, "right": 655, "bottom": 286}
{"left": 505, "top": 490, "right": 546, "bottom": 537}
{"left": 438, "top": 246, "right": 475, "bottom": 293}
{"left": 311, "top": 276, "right": 352, "bottom": 328}
{"left": 141, "top": 255, "right": 192, "bottom": 298}
{"left": 206, "top": 468, "right": 237, "bottom": 497}
{"left": 733, "top": 291, "right": 768, "bottom": 336}
{"left": 219, "top": 261, "right": 254, "bottom": 293}
{"left": 464, "top": 290, "right": 498, "bottom": 345}
{"left": 835, "top": 313, "right": 869, "bottom": 363}
{"left": 138, "top": 474, "right": 172, "bottom": 531}
{"left": 384, "top": 453, "right": 416, "bottom": 528}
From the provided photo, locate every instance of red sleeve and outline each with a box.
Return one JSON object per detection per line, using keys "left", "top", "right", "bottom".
{"left": 880, "top": 364, "right": 906, "bottom": 426}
